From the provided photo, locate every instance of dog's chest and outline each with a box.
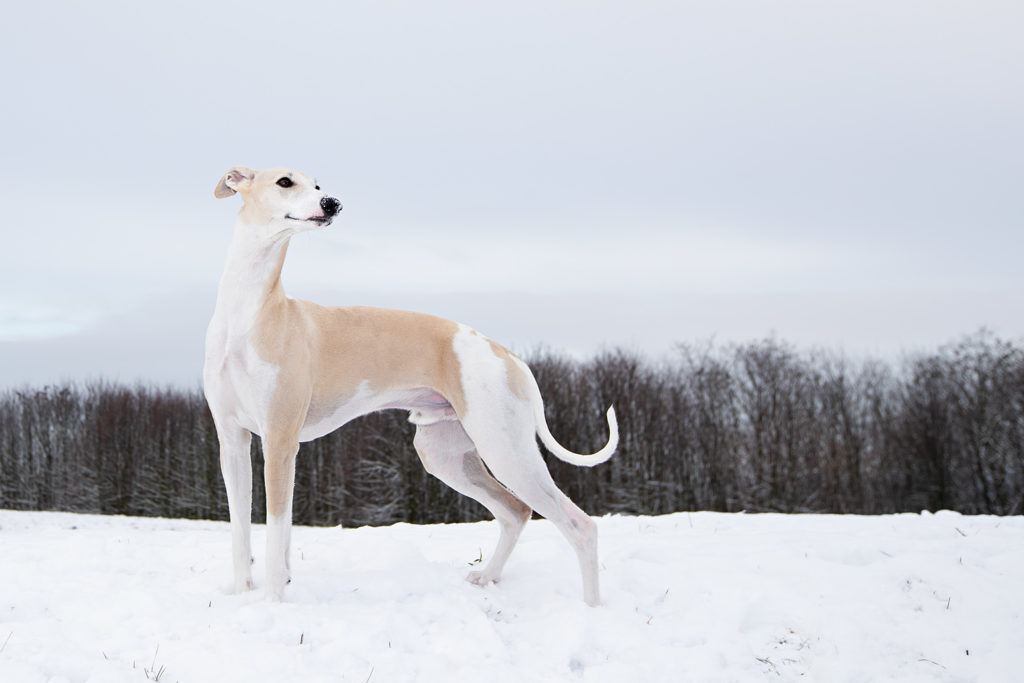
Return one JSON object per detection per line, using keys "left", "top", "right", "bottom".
{"left": 205, "top": 326, "right": 280, "bottom": 433}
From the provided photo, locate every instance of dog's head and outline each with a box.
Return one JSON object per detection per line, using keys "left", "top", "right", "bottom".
{"left": 215, "top": 166, "right": 342, "bottom": 231}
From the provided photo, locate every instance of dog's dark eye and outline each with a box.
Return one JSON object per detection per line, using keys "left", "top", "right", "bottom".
{"left": 277, "top": 177, "right": 293, "bottom": 188}
{"left": 315, "top": 185, "right": 320, "bottom": 191}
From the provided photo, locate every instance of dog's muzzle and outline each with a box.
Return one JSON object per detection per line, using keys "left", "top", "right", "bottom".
{"left": 288, "top": 197, "right": 342, "bottom": 226}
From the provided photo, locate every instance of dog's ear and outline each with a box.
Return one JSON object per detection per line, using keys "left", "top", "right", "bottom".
{"left": 214, "top": 166, "right": 255, "bottom": 198}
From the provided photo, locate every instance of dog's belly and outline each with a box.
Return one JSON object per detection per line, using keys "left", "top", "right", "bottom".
{"left": 299, "top": 384, "right": 456, "bottom": 442}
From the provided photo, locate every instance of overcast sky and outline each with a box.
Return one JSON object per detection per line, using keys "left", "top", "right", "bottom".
{"left": 1, "top": 1, "right": 1022, "bottom": 388}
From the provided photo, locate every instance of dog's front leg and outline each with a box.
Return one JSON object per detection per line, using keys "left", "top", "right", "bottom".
{"left": 263, "top": 433, "right": 299, "bottom": 601}
{"left": 218, "top": 423, "right": 254, "bottom": 593}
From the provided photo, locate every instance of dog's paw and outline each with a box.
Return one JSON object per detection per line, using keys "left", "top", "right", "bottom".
{"left": 466, "top": 569, "right": 499, "bottom": 586}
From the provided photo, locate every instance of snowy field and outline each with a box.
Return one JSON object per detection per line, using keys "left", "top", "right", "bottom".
{"left": 0, "top": 510, "right": 1021, "bottom": 683}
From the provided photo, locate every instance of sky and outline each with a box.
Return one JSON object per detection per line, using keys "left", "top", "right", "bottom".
{"left": 1, "top": 1, "right": 1022, "bottom": 388}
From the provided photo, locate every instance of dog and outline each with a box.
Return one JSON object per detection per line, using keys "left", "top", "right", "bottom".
{"left": 204, "top": 166, "right": 618, "bottom": 606}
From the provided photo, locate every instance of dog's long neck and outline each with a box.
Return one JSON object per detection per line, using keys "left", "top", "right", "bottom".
{"left": 213, "top": 217, "right": 291, "bottom": 333}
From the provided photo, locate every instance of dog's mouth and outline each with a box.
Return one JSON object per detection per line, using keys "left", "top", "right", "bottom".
{"left": 286, "top": 214, "right": 333, "bottom": 226}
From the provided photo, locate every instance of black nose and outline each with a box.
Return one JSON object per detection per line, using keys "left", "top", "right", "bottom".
{"left": 321, "top": 196, "right": 342, "bottom": 216}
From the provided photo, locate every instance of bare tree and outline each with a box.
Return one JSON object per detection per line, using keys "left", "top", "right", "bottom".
{"left": 1, "top": 330, "right": 1022, "bottom": 522}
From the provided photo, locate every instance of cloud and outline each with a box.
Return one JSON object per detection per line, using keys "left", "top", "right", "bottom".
{"left": 0, "top": 305, "right": 93, "bottom": 342}
{"left": 282, "top": 215, "right": 855, "bottom": 298}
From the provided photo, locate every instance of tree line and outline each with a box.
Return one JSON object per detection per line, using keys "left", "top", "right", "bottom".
{"left": 1, "top": 330, "right": 1022, "bottom": 525}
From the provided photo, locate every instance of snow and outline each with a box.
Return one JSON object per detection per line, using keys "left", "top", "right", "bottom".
{"left": 0, "top": 510, "right": 1021, "bottom": 682}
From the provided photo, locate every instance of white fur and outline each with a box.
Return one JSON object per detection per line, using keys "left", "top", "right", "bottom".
{"left": 265, "top": 512, "right": 292, "bottom": 602}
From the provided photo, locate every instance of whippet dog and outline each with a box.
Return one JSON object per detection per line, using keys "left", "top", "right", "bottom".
{"left": 204, "top": 166, "right": 618, "bottom": 606}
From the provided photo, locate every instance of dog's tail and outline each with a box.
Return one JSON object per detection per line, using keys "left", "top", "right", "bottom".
{"left": 513, "top": 356, "right": 619, "bottom": 467}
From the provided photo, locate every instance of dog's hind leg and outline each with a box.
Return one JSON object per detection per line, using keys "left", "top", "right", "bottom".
{"left": 468, "top": 425, "right": 602, "bottom": 606}
{"left": 413, "top": 419, "right": 532, "bottom": 587}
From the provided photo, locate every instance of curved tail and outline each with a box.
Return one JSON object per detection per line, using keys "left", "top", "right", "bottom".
{"left": 514, "top": 357, "right": 619, "bottom": 467}
{"left": 536, "top": 403, "right": 619, "bottom": 467}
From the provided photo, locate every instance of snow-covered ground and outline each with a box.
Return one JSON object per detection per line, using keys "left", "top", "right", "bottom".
{"left": 0, "top": 510, "right": 1020, "bottom": 682}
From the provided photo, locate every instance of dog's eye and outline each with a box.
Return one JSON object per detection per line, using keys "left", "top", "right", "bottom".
{"left": 276, "top": 177, "right": 293, "bottom": 188}
{"left": 315, "top": 185, "right": 320, "bottom": 191}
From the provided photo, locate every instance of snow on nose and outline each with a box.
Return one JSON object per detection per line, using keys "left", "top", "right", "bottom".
{"left": 320, "top": 196, "right": 341, "bottom": 216}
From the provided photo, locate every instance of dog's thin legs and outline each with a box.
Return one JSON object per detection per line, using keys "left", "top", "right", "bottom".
{"left": 469, "top": 426, "right": 601, "bottom": 606}
{"left": 460, "top": 452, "right": 533, "bottom": 586}
{"left": 217, "top": 422, "right": 254, "bottom": 593}
{"left": 413, "top": 420, "right": 532, "bottom": 586}
{"left": 263, "top": 434, "right": 299, "bottom": 601}
{"left": 495, "top": 456, "right": 600, "bottom": 606}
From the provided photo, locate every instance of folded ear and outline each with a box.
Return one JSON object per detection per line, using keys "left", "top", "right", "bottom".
{"left": 214, "top": 166, "right": 255, "bottom": 198}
